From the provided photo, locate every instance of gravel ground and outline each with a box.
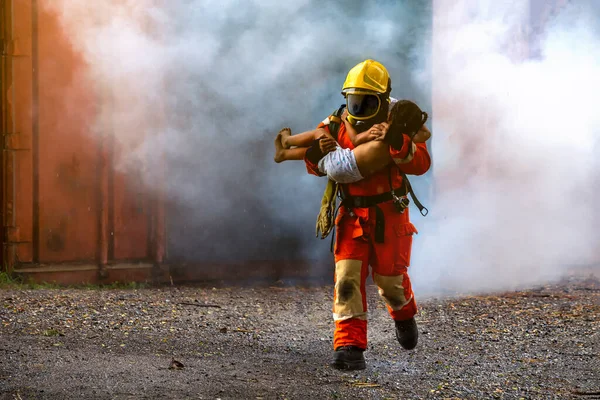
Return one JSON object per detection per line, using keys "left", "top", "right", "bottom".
{"left": 1, "top": 275, "right": 599, "bottom": 400}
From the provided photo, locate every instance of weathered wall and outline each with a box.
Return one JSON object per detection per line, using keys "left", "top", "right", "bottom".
{"left": 1, "top": 0, "right": 165, "bottom": 283}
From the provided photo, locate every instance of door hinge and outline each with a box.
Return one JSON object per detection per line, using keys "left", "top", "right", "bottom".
{"left": 0, "top": 39, "right": 26, "bottom": 57}
{"left": 3, "top": 133, "right": 30, "bottom": 151}
{"left": 4, "top": 226, "right": 30, "bottom": 245}
{"left": 5, "top": 226, "right": 19, "bottom": 243}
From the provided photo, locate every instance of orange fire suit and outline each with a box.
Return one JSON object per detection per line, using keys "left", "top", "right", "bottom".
{"left": 305, "top": 119, "right": 431, "bottom": 350}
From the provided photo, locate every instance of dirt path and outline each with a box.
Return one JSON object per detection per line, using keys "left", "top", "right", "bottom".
{"left": 1, "top": 276, "right": 599, "bottom": 399}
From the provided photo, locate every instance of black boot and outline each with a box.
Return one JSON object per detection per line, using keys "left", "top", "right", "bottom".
{"left": 395, "top": 318, "right": 418, "bottom": 350}
{"left": 332, "top": 346, "right": 366, "bottom": 371}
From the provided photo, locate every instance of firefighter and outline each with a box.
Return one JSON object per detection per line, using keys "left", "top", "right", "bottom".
{"left": 303, "top": 59, "right": 432, "bottom": 370}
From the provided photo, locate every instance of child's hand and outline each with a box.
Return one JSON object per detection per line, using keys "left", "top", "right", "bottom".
{"left": 318, "top": 135, "right": 337, "bottom": 154}
{"left": 369, "top": 123, "right": 389, "bottom": 141}
{"left": 411, "top": 124, "right": 431, "bottom": 143}
{"left": 341, "top": 109, "right": 349, "bottom": 121}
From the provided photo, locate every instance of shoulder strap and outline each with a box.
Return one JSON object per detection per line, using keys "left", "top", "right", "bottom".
{"left": 327, "top": 104, "right": 346, "bottom": 141}
{"left": 399, "top": 169, "right": 429, "bottom": 216}
{"left": 315, "top": 104, "right": 346, "bottom": 247}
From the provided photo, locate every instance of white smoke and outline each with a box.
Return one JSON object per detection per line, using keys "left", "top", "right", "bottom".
{"left": 43, "top": 0, "right": 599, "bottom": 294}
{"left": 42, "top": 0, "right": 431, "bottom": 263}
{"left": 411, "top": 0, "right": 600, "bottom": 295}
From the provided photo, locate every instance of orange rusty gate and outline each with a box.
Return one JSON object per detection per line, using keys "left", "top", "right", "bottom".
{"left": 1, "top": 0, "right": 166, "bottom": 284}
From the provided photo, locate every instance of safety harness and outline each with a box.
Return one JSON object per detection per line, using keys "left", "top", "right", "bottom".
{"left": 314, "top": 105, "right": 346, "bottom": 241}
{"left": 315, "top": 105, "right": 428, "bottom": 250}
{"left": 339, "top": 167, "right": 428, "bottom": 244}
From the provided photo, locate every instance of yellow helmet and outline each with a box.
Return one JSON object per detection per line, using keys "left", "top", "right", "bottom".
{"left": 342, "top": 59, "right": 389, "bottom": 94}
{"left": 341, "top": 59, "right": 391, "bottom": 123}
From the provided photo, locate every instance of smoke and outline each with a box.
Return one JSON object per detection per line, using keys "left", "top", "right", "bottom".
{"left": 411, "top": 0, "right": 600, "bottom": 295}
{"left": 43, "top": 0, "right": 599, "bottom": 294}
{"left": 42, "top": 0, "right": 431, "bottom": 263}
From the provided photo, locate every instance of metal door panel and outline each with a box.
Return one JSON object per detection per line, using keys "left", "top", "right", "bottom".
{"left": 4, "top": 0, "right": 34, "bottom": 264}
{"left": 0, "top": 0, "right": 166, "bottom": 283}
{"left": 36, "top": 6, "right": 98, "bottom": 262}
{"left": 113, "top": 170, "right": 150, "bottom": 261}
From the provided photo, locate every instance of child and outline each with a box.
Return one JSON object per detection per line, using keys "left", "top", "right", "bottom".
{"left": 273, "top": 100, "right": 431, "bottom": 184}
{"left": 273, "top": 110, "right": 383, "bottom": 163}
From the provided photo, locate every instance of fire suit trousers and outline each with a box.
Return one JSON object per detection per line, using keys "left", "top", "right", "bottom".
{"left": 332, "top": 201, "right": 418, "bottom": 350}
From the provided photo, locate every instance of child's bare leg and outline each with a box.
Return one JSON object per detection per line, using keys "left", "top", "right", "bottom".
{"left": 279, "top": 128, "right": 292, "bottom": 149}
{"left": 282, "top": 128, "right": 327, "bottom": 148}
{"left": 274, "top": 132, "right": 309, "bottom": 163}
{"left": 352, "top": 140, "right": 393, "bottom": 177}
{"left": 274, "top": 133, "right": 286, "bottom": 163}
{"left": 282, "top": 147, "right": 308, "bottom": 161}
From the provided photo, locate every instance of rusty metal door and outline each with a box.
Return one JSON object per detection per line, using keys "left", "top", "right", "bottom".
{"left": 1, "top": 0, "right": 165, "bottom": 283}
{"left": 1, "top": 0, "right": 34, "bottom": 268}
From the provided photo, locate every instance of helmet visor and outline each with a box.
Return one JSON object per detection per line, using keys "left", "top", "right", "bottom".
{"left": 346, "top": 93, "right": 381, "bottom": 120}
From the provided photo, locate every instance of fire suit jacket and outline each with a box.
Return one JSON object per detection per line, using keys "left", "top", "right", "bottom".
{"left": 304, "top": 118, "right": 431, "bottom": 238}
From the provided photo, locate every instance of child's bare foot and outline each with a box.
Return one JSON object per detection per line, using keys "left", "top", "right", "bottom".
{"left": 279, "top": 127, "right": 292, "bottom": 149}
{"left": 274, "top": 133, "right": 286, "bottom": 163}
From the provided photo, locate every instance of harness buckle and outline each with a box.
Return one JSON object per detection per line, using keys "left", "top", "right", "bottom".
{"left": 392, "top": 193, "right": 409, "bottom": 214}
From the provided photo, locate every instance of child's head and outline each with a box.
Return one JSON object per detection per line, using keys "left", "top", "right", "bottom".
{"left": 388, "top": 100, "right": 427, "bottom": 136}
{"left": 385, "top": 100, "right": 428, "bottom": 148}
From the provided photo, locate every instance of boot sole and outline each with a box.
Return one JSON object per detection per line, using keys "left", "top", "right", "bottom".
{"left": 331, "top": 359, "right": 366, "bottom": 371}
{"left": 395, "top": 319, "right": 419, "bottom": 350}
{"left": 398, "top": 339, "right": 418, "bottom": 350}
{"left": 396, "top": 331, "right": 418, "bottom": 350}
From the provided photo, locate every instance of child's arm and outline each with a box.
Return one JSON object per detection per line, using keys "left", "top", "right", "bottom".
{"left": 344, "top": 120, "right": 388, "bottom": 147}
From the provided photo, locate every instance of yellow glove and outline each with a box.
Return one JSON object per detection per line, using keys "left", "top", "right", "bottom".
{"left": 315, "top": 179, "right": 339, "bottom": 239}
